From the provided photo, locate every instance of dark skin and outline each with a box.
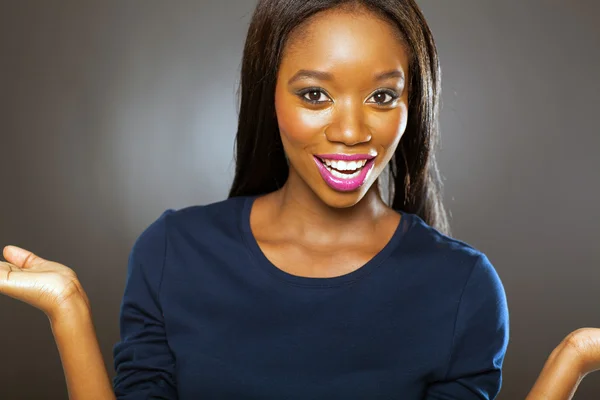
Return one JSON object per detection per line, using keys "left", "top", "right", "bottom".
{"left": 252, "top": 6, "right": 406, "bottom": 278}
{"left": 0, "top": 5, "right": 599, "bottom": 400}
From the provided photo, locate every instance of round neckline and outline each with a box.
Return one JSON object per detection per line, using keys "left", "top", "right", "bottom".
{"left": 239, "top": 195, "right": 414, "bottom": 288}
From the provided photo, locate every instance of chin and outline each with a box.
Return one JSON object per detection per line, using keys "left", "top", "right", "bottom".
{"left": 316, "top": 184, "right": 373, "bottom": 209}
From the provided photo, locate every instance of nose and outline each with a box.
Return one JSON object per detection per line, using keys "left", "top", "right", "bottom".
{"left": 325, "top": 101, "right": 372, "bottom": 146}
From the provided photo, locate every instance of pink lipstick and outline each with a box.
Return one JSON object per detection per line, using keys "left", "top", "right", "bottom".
{"left": 313, "top": 154, "right": 376, "bottom": 192}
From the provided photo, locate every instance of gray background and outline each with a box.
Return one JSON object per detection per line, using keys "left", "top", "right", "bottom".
{"left": 0, "top": 0, "right": 598, "bottom": 398}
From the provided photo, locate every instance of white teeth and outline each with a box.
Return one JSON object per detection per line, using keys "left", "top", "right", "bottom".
{"left": 328, "top": 167, "right": 362, "bottom": 179}
{"left": 320, "top": 158, "right": 369, "bottom": 171}
{"left": 320, "top": 157, "right": 371, "bottom": 179}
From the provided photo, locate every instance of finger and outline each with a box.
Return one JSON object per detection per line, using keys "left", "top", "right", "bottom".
{"left": 0, "top": 262, "right": 16, "bottom": 281}
{"left": 3, "top": 246, "right": 46, "bottom": 269}
{"left": 0, "top": 264, "right": 25, "bottom": 295}
{"left": 0, "top": 267, "right": 45, "bottom": 307}
{"left": 0, "top": 261, "right": 22, "bottom": 291}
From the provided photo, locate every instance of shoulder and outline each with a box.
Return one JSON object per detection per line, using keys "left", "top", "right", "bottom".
{"left": 169, "top": 196, "right": 248, "bottom": 225}
{"left": 126, "top": 196, "right": 251, "bottom": 280}
{"left": 132, "top": 196, "right": 250, "bottom": 256}
{"left": 401, "top": 213, "right": 485, "bottom": 266}
{"left": 146, "top": 195, "right": 249, "bottom": 235}
{"left": 402, "top": 212, "right": 509, "bottom": 339}
{"left": 400, "top": 212, "right": 506, "bottom": 304}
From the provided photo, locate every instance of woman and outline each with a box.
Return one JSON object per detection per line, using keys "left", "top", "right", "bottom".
{"left": 0, "top": 0, "right": 596, "bottom": 399}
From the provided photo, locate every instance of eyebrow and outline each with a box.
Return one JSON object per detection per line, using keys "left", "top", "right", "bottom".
{"left": 287, "top": 69, "right": 405, "bottom": 85}
{"left": 287, "top": 70, "right": 333, "bottom": 85}
{"left": 374, "top": 69, "right": 405, "bottom": 82}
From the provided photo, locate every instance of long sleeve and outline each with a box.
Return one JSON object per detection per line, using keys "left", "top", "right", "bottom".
{"left": 425, "top": 254, "right": 510, "bottom": 399}
{"left": 113, "top": 210, "right": 177, "bottom": 399}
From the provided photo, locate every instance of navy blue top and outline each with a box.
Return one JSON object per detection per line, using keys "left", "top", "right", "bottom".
{"left": 113, "top": 195, "right": 509, "bottom": 399}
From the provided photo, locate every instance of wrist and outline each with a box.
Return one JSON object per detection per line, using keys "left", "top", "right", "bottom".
{"left": 554, "top": 341, "right": 586, "bottom": 377}
{"left": 526, "top": 343, "right": 585, "bottom": 400}
{"left": 49, "top": 294, "right": 92, "bottom": 328}
{"left": 561, "top": 330, "right": 598, "bottom": 377}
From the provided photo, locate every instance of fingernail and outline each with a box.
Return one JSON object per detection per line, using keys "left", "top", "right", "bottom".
{"left": 4, "top": 245, "right": 19, "bottom": 256}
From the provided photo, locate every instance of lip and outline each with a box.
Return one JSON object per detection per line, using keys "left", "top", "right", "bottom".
{"left": 313, "top": 155, "right": 375, "bottom": 192}
{"left": 315, "top": 153, "right": 376, "bottom": 161}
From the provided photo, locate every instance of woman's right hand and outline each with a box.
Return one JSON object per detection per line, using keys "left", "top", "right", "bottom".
{"left": 1, "top": 245, "right": 115, "bottom": 399}
{"left": 0, "top": 245, "right": 90, "bottom": 320}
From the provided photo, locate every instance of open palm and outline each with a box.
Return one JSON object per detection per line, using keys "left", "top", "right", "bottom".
{"left": 0, "top": 245, "right": 88, "bottom": 319}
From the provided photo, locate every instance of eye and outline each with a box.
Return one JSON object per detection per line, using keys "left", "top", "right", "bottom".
{"left": 297, "top": 88, "right": 332, "bottom": 105}
{"left": 367, "top": 89, "right": 400, "bottom": 106}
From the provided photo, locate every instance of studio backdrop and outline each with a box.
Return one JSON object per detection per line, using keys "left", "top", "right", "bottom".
{"left": 0, "top": 0, "right": 599, "bottom": 398}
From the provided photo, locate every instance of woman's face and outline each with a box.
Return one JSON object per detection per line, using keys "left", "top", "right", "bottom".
{"left": 275, "top": 6, "right": 411, "bottom": 209}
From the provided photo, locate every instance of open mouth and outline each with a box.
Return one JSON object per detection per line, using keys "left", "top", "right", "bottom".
{"left": 312, "top": 154, "right": 376, "bottom": 192}
{"left": 316, "top": 157, "right": 368, "bottom": 179}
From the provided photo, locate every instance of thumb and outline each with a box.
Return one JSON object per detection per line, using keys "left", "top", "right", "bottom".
{"left": 3, "top": 245, "right": 46, "bottom": 269}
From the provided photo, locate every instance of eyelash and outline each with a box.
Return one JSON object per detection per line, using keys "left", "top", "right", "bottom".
{"left": 297, "top": 87, "right": 400, "bottom": 106}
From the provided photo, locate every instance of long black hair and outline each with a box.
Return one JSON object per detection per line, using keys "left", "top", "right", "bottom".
{"left": 228, "top": 0, "right": 450, "bottom": 235}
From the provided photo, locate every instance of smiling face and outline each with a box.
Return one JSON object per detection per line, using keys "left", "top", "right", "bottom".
{"left": 275, "top": 5, "right": 411, "bottom": 209}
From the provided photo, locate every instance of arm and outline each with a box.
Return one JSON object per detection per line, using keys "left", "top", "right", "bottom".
{"left": 51, "top": 297, "right": 116, "bottom": 400}
{"left": 425, "top": 255, "right": 510, "bottom": 399}
{"left": 112, "top": 209, "right": 177, "bottom": 399}
{"left": 525, "top": 341, "right": 583, "bottom": 400}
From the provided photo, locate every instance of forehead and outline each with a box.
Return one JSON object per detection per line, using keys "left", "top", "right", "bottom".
{"left": 281, "top": 7, "right": 410, "bottom": 74}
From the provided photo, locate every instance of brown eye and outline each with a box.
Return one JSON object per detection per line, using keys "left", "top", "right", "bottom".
{"left": 373, "top": 93, "right": 388, "bottom": 103}
{"left": 298, "top": 88, "right": 331, "bottom": 104}
{"left": 367, "top": 89, "right": 399, "bottom": 106}
{"left": 306, "top": 91, "right": 322, "bottom": 102}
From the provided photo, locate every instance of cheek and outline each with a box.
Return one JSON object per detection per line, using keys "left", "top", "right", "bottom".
{"left": 275, "top": 90, "right": 329, "bottom": 147}
{"left": 370, "top": 102, "right": 409, "bottom": 149}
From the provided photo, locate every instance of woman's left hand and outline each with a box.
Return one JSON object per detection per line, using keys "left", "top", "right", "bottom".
{"left": 526, "top": 327, "right": 600, "bottom": 400}
{"left": 561, "top": 328, "right": 600, "bottom": 376}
